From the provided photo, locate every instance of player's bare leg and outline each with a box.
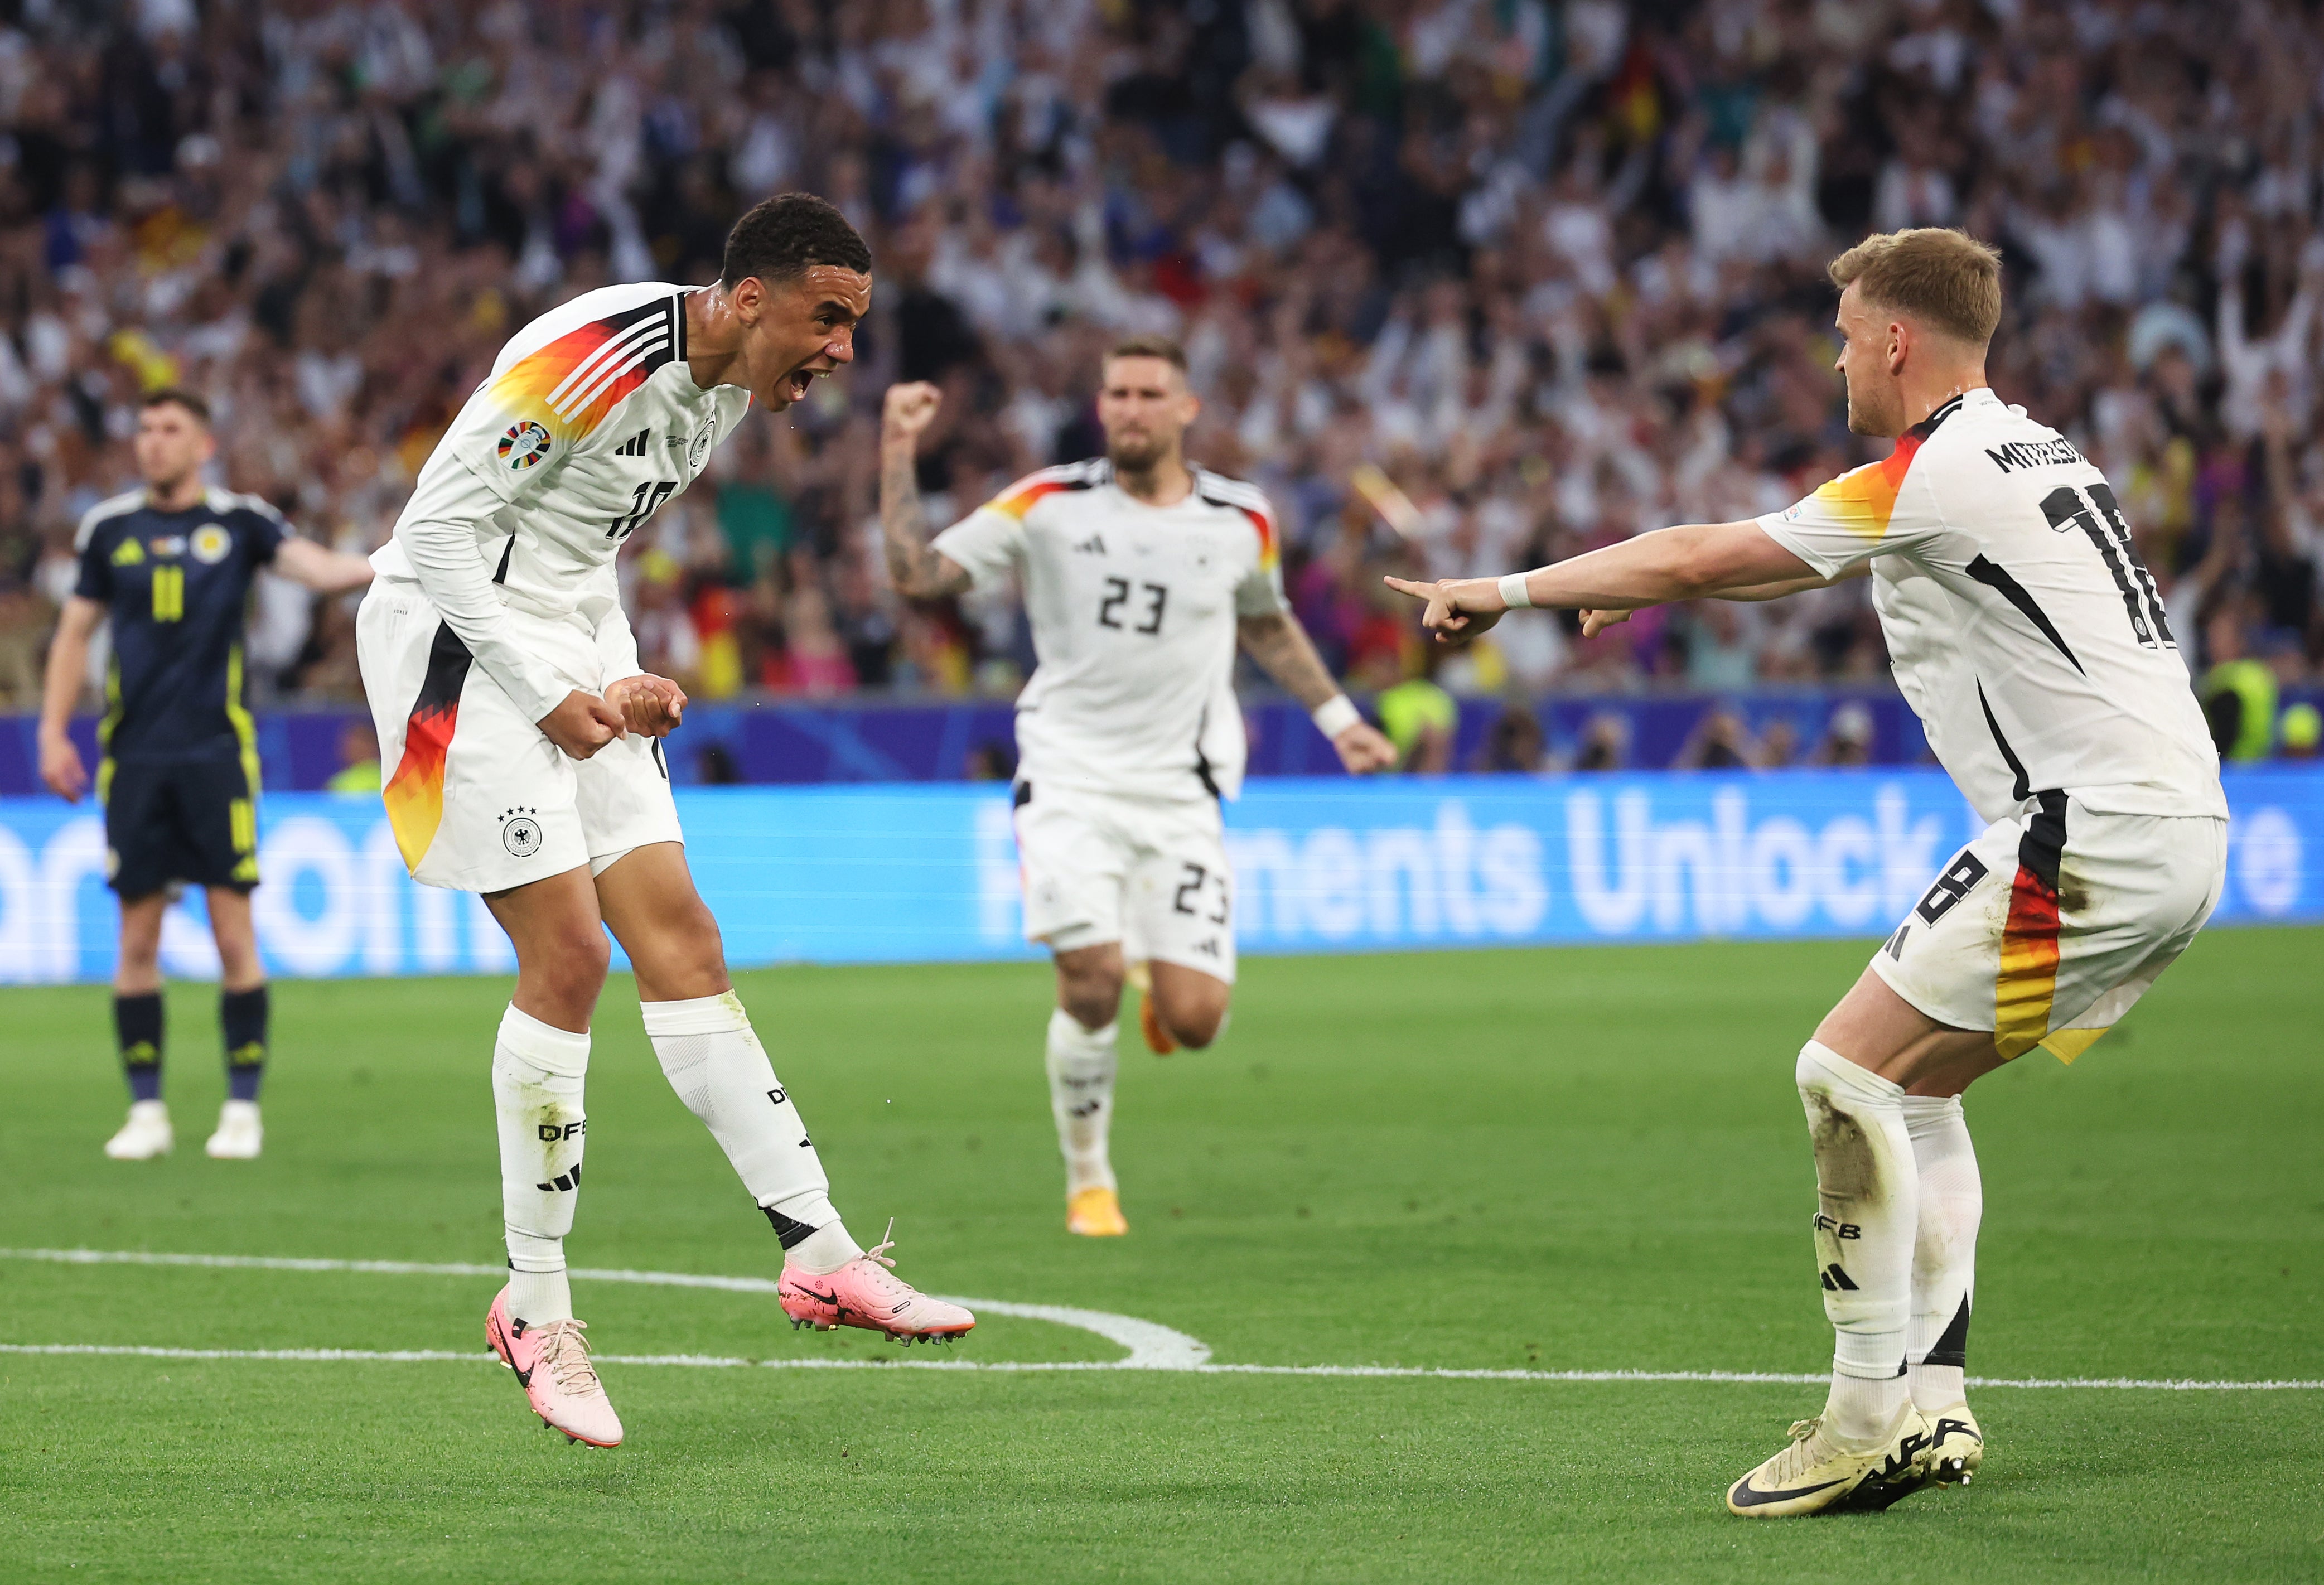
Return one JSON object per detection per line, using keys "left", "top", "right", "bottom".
{"left": 1050, "top": 944, "right": 1128, "bottom": 1234}
{"left": 1731, "top": 971, "right": 2000, "bottom": 1515}
{"left": 203, "top": 886, "right": 268, "bottom": 1159}
{"left": 596, "top": 844, "right": 971, "bottom": 1342}
{"left": 1128, "top": 956, "right": 1230, "bottom": 1056}
{"left": 1147, "top": 960, "right": 1229, "bottom": 1050}
{"left": 103, "top": 892, "right": 173, "bottom": 1159}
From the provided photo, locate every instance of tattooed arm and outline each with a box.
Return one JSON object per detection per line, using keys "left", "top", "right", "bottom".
{"left": 1238, "top": 611, "right": 1398, "bottom": 774}
{"left": 879, "top": 381, "right": 973, "bottom": 599}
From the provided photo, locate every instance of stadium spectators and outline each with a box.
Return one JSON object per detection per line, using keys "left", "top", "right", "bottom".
{"left": 1, "top": 0, "right": 2320, "bottom": 726}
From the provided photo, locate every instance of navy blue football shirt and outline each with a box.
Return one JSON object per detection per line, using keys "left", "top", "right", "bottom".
{"left": 73, "top": 489, "right": 288, "bottom": 762}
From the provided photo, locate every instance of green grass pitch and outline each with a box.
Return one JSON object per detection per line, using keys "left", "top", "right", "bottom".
{"left": 2, "top": 931, "right": 2319, "bottom": 1583}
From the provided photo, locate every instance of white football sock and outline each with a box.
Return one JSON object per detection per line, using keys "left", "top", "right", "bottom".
{"left": 1902, "top": 1093, "right": 1981, "bottom": 1410}
{"left": 494, "top": 1004, "right": 590, "bottom": 1325}
{"left": 642, "top": 991, "right": 861, "bottom": 1275}
{"left": 1796, "top": 1040, "right": 1916, "bottom": 1443}
{"left": 1046, "top": 1008, "right": 1119, "bottom": 1196}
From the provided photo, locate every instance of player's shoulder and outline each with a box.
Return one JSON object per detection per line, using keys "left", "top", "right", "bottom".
{"left": 484, "top": 282, "right": 696, "bottom": 445}
{"left": 496, "top": 281, "right": 693, "bottom": 367}
{"left": 1199, "top": 462, "right": 1273, "bottom": 506}
{"left": 202, "top": 486, "right": 289, "bottom": 529}
{"left": 74, "top": 488, "right": 149, "bottom": 551}
{"left": 985, "top": 458, "right": 1113, "bottom": 518}
{"left": 1191, "top": 465, "right": 1275, "bottom": 519}
{"left": 1191, "top": 465, "right": 1279, "bottom": 548}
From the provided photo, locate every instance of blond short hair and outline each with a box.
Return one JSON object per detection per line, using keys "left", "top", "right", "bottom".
{"left": 1828, "top": 228, "right": 2003, "bottom": 346}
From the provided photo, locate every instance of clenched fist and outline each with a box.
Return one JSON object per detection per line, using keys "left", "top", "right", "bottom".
{"left": 882, "top": 381, "right": 943, "bottom": 447}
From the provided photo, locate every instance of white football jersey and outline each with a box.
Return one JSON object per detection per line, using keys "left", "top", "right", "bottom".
{"left": 376, "top": 282, "right": 750, "bottom": 718}
{"left": 932, "top": 458, "right": 1288, "bottom": 800}
{"left": 1761, "top": 386, "right": 2223, "bottom": 818}
{"left": 1873, "top": 562, "right": 2018, "bottom": 824}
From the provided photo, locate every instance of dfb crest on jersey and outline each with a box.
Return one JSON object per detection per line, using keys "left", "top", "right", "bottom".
{"left": 687, "top": 414, "right": 718, "bottom": 471}
{"left": 191, "top": 524, "right": 231, "bottom": 564}
{"left": 499, "top": 419, "right": 554, "bottom": 471}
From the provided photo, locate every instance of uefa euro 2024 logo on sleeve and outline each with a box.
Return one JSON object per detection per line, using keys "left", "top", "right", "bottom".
{"left": 498, "top": 420, "right": 553, "bottom": 471}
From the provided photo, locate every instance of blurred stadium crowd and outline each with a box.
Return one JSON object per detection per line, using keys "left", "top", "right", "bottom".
{"left": 0, "top": 0, "right": 2320, "bottom": 766}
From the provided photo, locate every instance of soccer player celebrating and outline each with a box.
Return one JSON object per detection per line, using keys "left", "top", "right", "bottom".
{"left": 38, "top": 389, "right": 374, "bottom": 1161}
{"left": 353, "top": 194, "right": 973, "bottom": 1450}
{"left": 1386, "top": 229, "right": 2225, "bottom": 1516}
{"left": 879, "top": 341, "right": 1395, "bottom": 1238}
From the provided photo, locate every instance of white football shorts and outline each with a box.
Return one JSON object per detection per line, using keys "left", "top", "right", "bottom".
{"left": 1871, "top": 794, "right": 2224, "bottom": 1062}
{"left": 1012, "top": 781, "right": 1238, "bottom": 983}
{"left": 355, "top": 582, "right": 681, "bottom": 893}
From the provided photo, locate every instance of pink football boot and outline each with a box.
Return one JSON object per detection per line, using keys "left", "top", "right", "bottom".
{"left": 485, "top": 1288, "right": 624, "bottom": 1447}
{"left": 777, "top": 1220, "right": 975, "bottom": 1344}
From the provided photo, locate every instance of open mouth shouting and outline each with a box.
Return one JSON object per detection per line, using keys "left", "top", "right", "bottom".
{"left": 780, "top": 365, "right": 819, "bottom": 404}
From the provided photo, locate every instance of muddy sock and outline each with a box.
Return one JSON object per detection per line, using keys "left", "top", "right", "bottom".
{"left": 1796, "top": 1040, "right": 1916, "bottom": 1444}
{"left": 494, "top": 1005, "right": 589, "bottom": 1326}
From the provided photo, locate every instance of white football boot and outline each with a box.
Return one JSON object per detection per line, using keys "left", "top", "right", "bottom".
{"left": 104, "top": 1100, "right": 174, "bottom": 1160}
{"left": 205, "top": 1100, "right": 263, "bottom": 1159}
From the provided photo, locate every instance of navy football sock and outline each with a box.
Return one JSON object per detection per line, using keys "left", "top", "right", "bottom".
{"left": 222, "top": 985, "right": 268, "bottom": 1103}
{"left": 115, "top": 992, "right": 164, "bottom": 1103}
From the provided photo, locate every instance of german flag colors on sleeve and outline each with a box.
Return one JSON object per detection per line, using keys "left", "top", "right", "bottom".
{"left": 457, "top": 293, "right": 685, "bottom": 497}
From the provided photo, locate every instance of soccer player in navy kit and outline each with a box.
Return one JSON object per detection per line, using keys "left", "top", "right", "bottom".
{"left": 37, "top": 389, "right": 374, "bottom": 1161}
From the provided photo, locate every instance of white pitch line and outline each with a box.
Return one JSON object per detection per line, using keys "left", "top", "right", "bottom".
{"left": 0, "top": 1247, "right": 1208, "bottom": 1370}
{"left": 3, "top": 1249, "right": 2316, "bottom": 1391}
{"left": 1, "top": 1345, "right": 2316, "bottom": 1391}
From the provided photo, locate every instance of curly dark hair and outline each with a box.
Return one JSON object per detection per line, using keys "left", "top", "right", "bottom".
{"left": 719, "top": 192, "right": 872, "bottom": 288}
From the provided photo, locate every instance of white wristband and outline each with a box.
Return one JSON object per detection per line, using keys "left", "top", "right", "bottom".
{"left": 1311, "top": 694, "right": 1362, "bottom": 740}
{"left": 1497, "top": 572, "right": 1534, "bottom": 610}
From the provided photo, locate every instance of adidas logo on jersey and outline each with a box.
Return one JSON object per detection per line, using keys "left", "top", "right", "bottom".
{"left": 614, "top": 429, "right": 650, "bottom": 457}
{"left": 1073, "top": 534, "right": 1108, "bottom": 555}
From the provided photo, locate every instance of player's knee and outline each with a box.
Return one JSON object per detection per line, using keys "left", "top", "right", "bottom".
{"left": 1161, "top": 987, "right": 1230, "bottom": 1049}
{"left": 530, "top": 922, "right": 611, "bottom": 1005}
{"left": 1056, "top": 967, "right": 1124, "bottom": 1031}
{"left": 630, "top": 909, "right": 728, "bottom": 1002}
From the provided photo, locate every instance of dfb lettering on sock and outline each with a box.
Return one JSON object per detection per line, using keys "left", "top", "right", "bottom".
{"left": 1046, "top": 1008, "right": 1119, "bottom": 1197}
{"left": 494, "top": 1004, "right": 589, "bottom": 1325}
{"left": 1796, "top": 1040, "right": 1916, "bottom": 1443}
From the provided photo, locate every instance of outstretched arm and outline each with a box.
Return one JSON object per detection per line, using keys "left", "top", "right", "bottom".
{"left": 1236, "top": 611, "right": 1398, "bottom": 773}
{"left": 1577, "top": 562, "right": 1866, "bottom": 637}
{"left": 880, "top": 381, "right": 973, "bottom": 599}
{"left": 1387, "top": 520, "right": 1816, "bottom": 641}
{"left": 272, "top": 535, "right": 376, "bottom": 594}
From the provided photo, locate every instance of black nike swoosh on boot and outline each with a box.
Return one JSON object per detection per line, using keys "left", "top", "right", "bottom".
{"left": 1728, "top": 1476, "right": 1848, "bottom": 1508}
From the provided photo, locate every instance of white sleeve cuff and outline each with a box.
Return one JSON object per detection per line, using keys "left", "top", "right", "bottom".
{"left": 1311, "top": 694, "right": 1362, "bottom": 740}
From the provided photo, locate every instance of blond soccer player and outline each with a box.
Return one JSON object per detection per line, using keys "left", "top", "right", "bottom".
{"left": 1389, "top": 229, "right": 2224, "bottom": 1516}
